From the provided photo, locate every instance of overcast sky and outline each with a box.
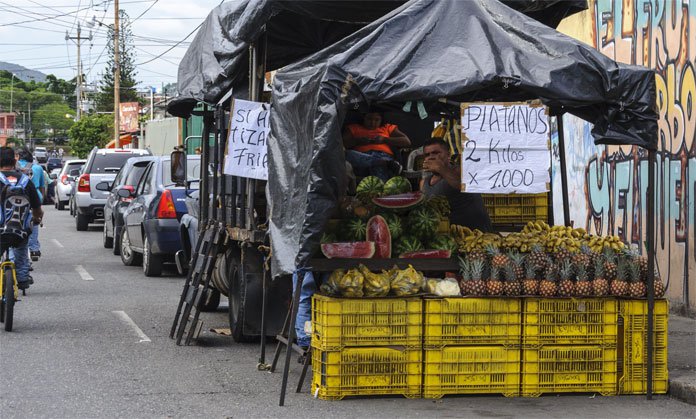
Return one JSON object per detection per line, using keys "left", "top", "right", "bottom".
{"left": 0, "top": 0, "right": 224, "bottom": 92}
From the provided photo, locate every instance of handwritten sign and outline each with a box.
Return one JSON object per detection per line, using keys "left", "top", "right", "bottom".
{"left": 223, "top": 99, "right": 270, "bottom": 180}
{"left": 460, "top": 102, "right": 551, "bottom": 194}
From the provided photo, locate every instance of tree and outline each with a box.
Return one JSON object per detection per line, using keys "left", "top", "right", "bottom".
{"left": 68, "top": 114, "right": 112, "bottom": 158}
{"left": 96, "top": 10, "right": 139, "bottom": 112}
{"left": 32, "top": 102, "right": 74, "bottom": 137}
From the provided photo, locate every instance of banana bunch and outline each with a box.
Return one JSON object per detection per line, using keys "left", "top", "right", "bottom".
{"left": 358, "top": 264, "right": 390, "bottom": 297}
{"left": 586, "top": 234, "right": 625, "bottom": 252}
{"left": 390, "top": 264, "right": 424, "bottom": 296}
{"left": 450, "top": 225, "right": 502, "bottom": 252}
{"left": 339, "top": 268, "right": 364, "bottom": 297}
{"left": 499, "top": 233, "right": 542, "bottom": 252}
{"left": 320, "top": 269, "right": 344, "bottom": 296}
{"left": 426, "top": 196, "right": 451, "bottom": 219}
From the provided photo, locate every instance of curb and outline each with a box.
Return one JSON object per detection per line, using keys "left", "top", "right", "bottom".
{"left": 669, "top": 379, "right": 696, "bottom": 405}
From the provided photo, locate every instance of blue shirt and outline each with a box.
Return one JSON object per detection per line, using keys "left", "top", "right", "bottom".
{"left": 18, "top": 159, "right": 45, "bottom": 202}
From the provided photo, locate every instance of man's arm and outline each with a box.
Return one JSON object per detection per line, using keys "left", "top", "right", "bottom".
{"left": 342, "top": 127, "right": 371, "bottom": 149}
{"left": 380, "top": 127, "right": 411, "bottom": 148}
{"left": 422, "top": 158, "right": 461, "bottom": 189}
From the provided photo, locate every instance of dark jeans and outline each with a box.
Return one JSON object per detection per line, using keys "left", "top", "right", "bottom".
{"left": 345, "top": 150, "right": 395, "bottom": 182}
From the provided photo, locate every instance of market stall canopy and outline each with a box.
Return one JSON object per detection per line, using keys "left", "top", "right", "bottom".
{"left": 266, "top": 0, "right": 657, "bottom": 276}
{"left": 167, "top": 0, "right": 586, "bottom": 117}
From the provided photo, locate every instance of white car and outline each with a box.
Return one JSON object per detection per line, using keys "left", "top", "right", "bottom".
{"left": 55, "top": 159, "right": 86, "bottom": 211}
{"left": 34, "top": 146, "right": 48, "bottom": 163}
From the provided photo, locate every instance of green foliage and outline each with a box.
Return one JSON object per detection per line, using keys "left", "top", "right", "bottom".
{"left": 32, "top": 102, "right": 74, "bottom": 136}
{"left": 97, "top": 10, "right": 140, "bottom": 112}
{"left": 68, "top": 114, "right": 112, "bottom": 158}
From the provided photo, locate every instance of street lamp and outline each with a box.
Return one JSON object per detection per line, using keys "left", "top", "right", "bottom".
{"left": 9, "top": 73, "right": 17, "bottom": 114}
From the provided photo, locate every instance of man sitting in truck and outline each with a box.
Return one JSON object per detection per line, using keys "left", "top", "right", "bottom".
{"left": 420, "top": 138, "right": 492, "bottom": 232}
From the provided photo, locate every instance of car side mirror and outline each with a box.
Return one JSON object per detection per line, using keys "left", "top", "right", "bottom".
{"left": 170, "top": 149, "right": 186, "bottom": 186}
{"left": 49, "top": 173, "right": 58, "bottom": 180}
{"left": 95, "top": 181, "right": 111, "bottom": 191}
{"left": 117, "top": 188, "right": 133, "bottom": 198}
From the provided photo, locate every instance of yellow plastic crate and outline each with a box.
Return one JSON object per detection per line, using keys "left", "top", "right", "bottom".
{"left": 311, "top": 346, "right": 422, "bottom": 400}
{"left": 311, "top": 295, "right": 422, "bottom": 350}
{"left": 523, "top": 298, "right": 618, "bottom": 347}
{"left": 424, "top": 298, "right": 521, "bottom": 347}
{"left": 522, "top": 345, "right": 618, "bottom": 396}
{"left": 423, "top": 346, "right": 520, "bottom": 398}
{"left": 618, "top": 299, "right": 669, "bottom": 394}
{"left": 482, "top": 193, "right": 548, "bottom": 224}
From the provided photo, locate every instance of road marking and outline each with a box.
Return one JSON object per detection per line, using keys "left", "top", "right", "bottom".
{"left": 51, "top": 239, "right": 64, "bottom": 248}
{"left": 75, "top": 265, "right": 94, "bottom": 281}
{"left": 112, "top": 311, "right": 151, "bottom": 343}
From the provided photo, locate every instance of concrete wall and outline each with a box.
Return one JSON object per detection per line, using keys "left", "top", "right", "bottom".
{"left": 555, "top": 0, "right": 695, "bottom": 310}
{"left": 143, "top": 118, "right": 182, "bottom": 156}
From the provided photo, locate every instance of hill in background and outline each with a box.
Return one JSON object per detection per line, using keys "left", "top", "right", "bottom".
{"left": 0, "top": 61, "right": 47, "bottom": 82}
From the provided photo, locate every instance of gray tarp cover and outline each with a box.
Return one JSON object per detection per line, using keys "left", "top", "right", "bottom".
{"left": 266, "top": 0, "right": 657, "bottom": 276}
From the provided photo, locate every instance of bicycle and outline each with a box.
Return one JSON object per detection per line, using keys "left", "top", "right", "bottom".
{"left": 0, "top": 247, "right": 22, "bottom": 332}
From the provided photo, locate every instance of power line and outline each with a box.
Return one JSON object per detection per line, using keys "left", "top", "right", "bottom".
{"left": 134, "top": 21, "right": 202, "bottom": 65}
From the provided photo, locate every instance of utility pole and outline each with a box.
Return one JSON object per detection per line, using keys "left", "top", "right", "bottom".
{"left": 66, "top": 23, "right": 93, "bottom": 121}
{"left": 113, "top": 0, "right": 121, "bottom": 147}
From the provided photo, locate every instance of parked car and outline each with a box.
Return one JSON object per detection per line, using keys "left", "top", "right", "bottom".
{"left": 55, "top": 159, "right": 86, "bottom": 211}
{"left": 74, "top": 148, "right": 151, "bottom": 231}
{"left": 99, "top": 156, "right": 157, "bottom": 255}
{"left": 47, "top": 157, "right": 63, "bottom": 172}
{"left": 46, "top": 168, "right": 60, "bottom": 205}
{"left": 34, "top": 146, "right": 48, "bottom": 163}
{"left": 120, "top": 154, "right": 201, "bottom": 276}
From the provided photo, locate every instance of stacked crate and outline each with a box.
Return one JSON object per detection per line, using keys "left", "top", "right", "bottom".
{"left": 481, "top": 193, "right": 549, "bottom": 225}
{"left": 310, "top": 295, "right": 422, "bottom": 400}
{"left": 521, "top": 298, "right": 619, "bottom": 396}
{"left": 422, "top": 298, "right": 522, "bottom": 398}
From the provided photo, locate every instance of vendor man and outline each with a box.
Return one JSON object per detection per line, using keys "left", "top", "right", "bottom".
{"left": 420, "top": 138, "right": 492, "bottom": 232}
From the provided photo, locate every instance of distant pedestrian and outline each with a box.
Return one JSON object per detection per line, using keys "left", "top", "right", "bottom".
{"left": 16, "top": 146, "right": 44, "bottom": 261}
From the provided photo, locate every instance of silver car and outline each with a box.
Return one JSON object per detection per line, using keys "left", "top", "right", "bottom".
{"left": 55, "top": 159, "right": 86, "bottom": 211}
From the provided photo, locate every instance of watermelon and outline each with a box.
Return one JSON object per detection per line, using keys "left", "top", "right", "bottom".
{"left": 321, "top": 242, "right": 376, "bottom": 259}
{"left": 394, "top": 235, "right": 424, "bottom": 255}
{"left": 372, "top": 191, "right": 424, "bottom": 210}
{"left": 407, "top": 206, "right": 439, "bottom": 239}
{"left": 381, "top": 212, "right": 403, "bottom": 239}
{"left": 366, "top": 215, "right": 392, "bottom": 258}
{"left": 320, "top": 232, "right": 338, "bottom": 244}
{"left": 356, "top": 176, "right": 384, "bottom": 201}
{"left": 428, "top": 235, "right": 459, "bottom": 252}
{"left": 399, "top": 249, "right": 452, "bottom": 259}
{"left": 344, "top": 218, "right": 367, "bottom": 241}
{"left": 383, "top": 176, "right": 411, "bottom": 196}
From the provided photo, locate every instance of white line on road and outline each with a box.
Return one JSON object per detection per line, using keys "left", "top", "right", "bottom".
{"left": 51, "top": 239, "right": 64, "bottom": 248}
{"left": 75, "top": 265, "right": 94, "bottom": 281}
{"left": 112, "top": 311, "right": 152, "bottom": 343}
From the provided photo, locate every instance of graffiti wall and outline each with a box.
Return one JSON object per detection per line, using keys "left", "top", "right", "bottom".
{"left": 555, "top": 0, "right": 695, "bottom": 309}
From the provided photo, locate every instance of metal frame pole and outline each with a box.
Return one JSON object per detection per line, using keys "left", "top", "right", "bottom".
{"left": 199, "top": 105, "right": 212, "bottom": 228}
{"left": 556, "top": 112, "right": 571, "bottom": 226}
{"left": 646, "top": 148, "right": 656, "bottom": 399}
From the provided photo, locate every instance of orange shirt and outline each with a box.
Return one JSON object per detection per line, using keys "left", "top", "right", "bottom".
{"left": 347, "top": 123, "right": 397, "bottom": 155}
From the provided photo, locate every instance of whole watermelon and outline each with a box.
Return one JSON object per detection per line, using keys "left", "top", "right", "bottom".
{"left": 383, "top": 176, "right": 411, "bottom": 196}
{"left": 356, "top": 176, "right": 384, "bottom": 201}
{"left": 321, "top": 232, "right": 338, "bottom": 244}
{"left": 394, "top": 235, "right": 424, "bottom": 255}
{"left": 381, "top": 212, "right": 404, "bottom": 239}
{"left": 343, "top": 218, "right": 367, "bottom": 241}
{"left": 428, "top": 235, "right": 459, "bottom": 253}
{"left": 407, "top": 206, "right": 439, "bottom": 240}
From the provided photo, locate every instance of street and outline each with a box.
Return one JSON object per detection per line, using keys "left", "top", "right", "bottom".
{"left": 1, "top": 205, "right": 694, "bottom": 418}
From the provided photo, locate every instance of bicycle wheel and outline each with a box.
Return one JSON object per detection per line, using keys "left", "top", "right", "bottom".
{"left": 3, "top": 266, "right": 14, "bottom": 332}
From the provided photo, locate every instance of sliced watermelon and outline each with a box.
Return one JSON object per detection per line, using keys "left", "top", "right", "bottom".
{"left": 398, "top": 249, "right": 452, "bottom": 259}
{"left": 372, "top": 191, "right": 424, "bottom": 210}
{"left": 366, "top": 215, "right": 391, "bottom": 258}
{"left": 321, "top": 242, "right": 376, "bottom": 259}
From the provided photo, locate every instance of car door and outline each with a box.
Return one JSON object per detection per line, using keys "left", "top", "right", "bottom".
{"left": 126, "top": 162, "right": 155, "bottom": 251}
{"left": 105, "top": 164, "right": 128, "bottom": 235}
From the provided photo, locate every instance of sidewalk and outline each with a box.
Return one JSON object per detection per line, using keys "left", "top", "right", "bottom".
{"left": 669, "top": 314, "right": 696, "bottom": 405}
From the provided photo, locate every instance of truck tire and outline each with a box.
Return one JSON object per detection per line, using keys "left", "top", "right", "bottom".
{"left": 227, "top": 246, "right": 262, "bottom": 343}
{"left": 76, "top": 212, "right": 89, "bottom": 231}
{"left": 199, "top": 288, "right": 221, "bottom": 312}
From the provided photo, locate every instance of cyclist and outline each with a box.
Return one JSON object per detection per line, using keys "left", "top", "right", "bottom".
{"left": 16, "top": 147, "right": 44, "bottom": 261}
{"left": 0, "top": 146, "right": 43, "bottom": 290}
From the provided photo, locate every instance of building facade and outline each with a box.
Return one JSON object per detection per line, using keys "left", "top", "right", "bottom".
{"left": 0, "top": 112, "right": 16, "bottom": 146}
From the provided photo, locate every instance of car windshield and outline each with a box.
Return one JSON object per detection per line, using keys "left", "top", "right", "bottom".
{"left": 49, "top": 158, "right": 62, "bottom": 163}
{"left": 89, "top": 153, "right": 140, "bottom": 174}
{"left": 161, "top": 158, "right": 201, "bottom": 186}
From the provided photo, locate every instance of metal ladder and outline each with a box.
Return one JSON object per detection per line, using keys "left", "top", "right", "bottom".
{"left": 170, "top": 223, "right": 224, "bottom": 345}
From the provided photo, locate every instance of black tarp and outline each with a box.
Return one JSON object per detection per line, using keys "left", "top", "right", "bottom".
{"left": 265, "top": 0, "right": 657, "bottom": 276}
{"left": 168, "top": 0, "right": 587, "bottom": 117}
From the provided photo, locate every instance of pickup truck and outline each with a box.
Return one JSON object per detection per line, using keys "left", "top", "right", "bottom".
{"left": 33, "top": 146, "right": 48, "bottom": 163}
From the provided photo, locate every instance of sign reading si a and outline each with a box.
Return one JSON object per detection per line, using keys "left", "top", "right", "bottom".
{"left": 223, "top": 99, "right": 270, "bottom": 181}
{"left": 460, "top": 102, "right": 551, "bottom": 194}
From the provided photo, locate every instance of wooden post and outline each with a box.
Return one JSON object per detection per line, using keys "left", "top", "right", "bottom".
{"left": 113, "top": 0, "right": 121, "bottom": 147}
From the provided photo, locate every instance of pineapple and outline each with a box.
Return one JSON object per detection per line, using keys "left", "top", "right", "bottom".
{"left": 529, "top": 244, "right": 548, "bottom": 274}
{"left": 611, "top": 258, "right": 630, "bottom": 297}
{"left": 592, "top": 257, "right": 609, "bottom": 296}
{"left": 555, "top": 246, "right": 573, "bottom": 264}
{"left": 602, "top": 248, "right": 618, "bottom": 281}
{"left": 539, "top": 258, "right": 558, "bottom": 297}
{"left": 522, "top": 262, "right": 539, "bottom": 296}
{"left": 458, "top": 257, "right": 471, "bottom": 295}
{"left": 653, "top": 269, "right": 666, "bottom": 298}
{"left": 572, "top": 245, "right": 592, "bottom": 271}
{"left": 628, "top": 260, "right": 646, "bottom": 298}
{"left": 557, "top": 260, "right": 575, "bottom": 297}
{"left": 486, "top": 244, "right": 510, "bottom": 271}
{"left": 507, "top": 251, "right": 525, "bottom": 280}
{"left": 487, "top": 265, "right": 505, "bottom": 296}
{"left": 575, "top": 264, "right": 592, "bottom": 296}
{"left": 503, "top": 262, "right": 522, "bottom": 296}
{"left": 468, "top": 258, "right": 488, "bottom": 296}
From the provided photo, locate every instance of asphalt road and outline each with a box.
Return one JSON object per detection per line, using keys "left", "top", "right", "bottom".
{"left": 1, "top": 205, "right": 695, "bottom": 418}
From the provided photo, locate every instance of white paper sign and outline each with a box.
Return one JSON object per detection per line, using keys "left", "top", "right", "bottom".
{"left": 460, "top": 102, "right": 551, "bottom": 194}
{"left": 223, "top": 99, "right": 270, "bottom": 180}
